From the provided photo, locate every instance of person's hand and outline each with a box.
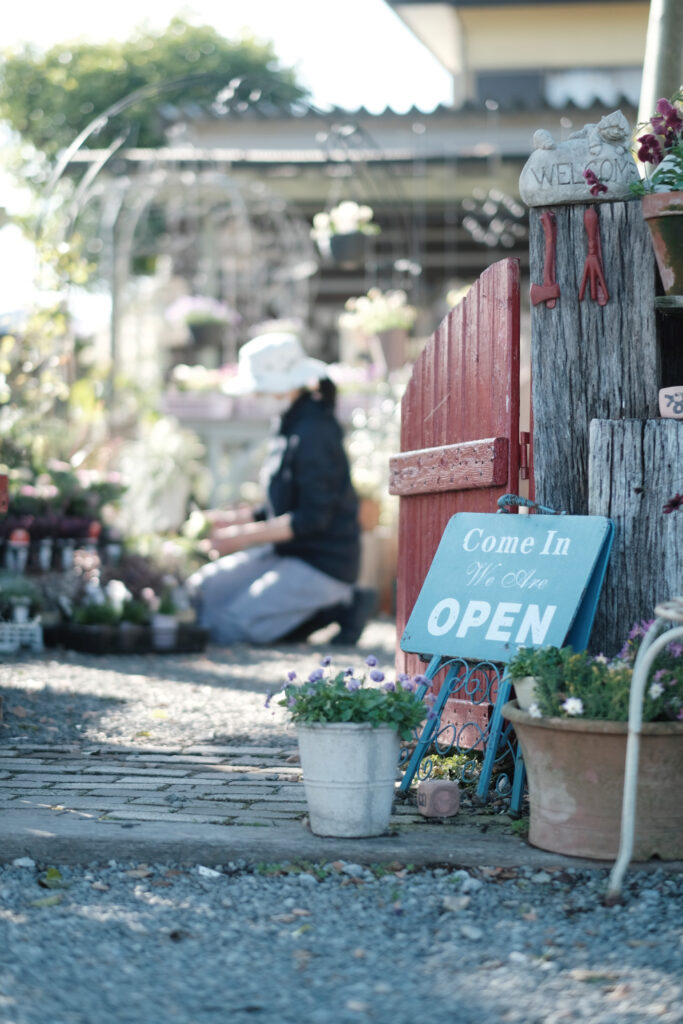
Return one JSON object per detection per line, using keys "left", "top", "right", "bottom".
{"left": 209, "top": 524, "right": 249, "bottom": 557}
{"left": 205, "top": 505, "right": 253, "bottom": 531}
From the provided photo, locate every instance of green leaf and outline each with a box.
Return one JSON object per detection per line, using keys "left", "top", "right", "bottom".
{"left": 38, "top": 867, "right": 70, "bottom": 889}
{"left": 30, "top": 893, "right": 64, "bottom": 907}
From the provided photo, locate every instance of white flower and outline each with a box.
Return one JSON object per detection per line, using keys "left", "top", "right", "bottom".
{"left": 561, "top": 697, "right": 584, "bottom": 716}
{"left": 528, "top": 702, "right": 542, "bottom": 719}
{"left": 649, "top": 681, "right": 665, "bottom": 699}
{"left": 105, "top": 579, "right": 132, "bottom": 612}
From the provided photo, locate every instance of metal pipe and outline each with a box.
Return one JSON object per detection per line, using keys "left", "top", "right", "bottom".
{"left": 606, "top": 620, "right": 683, "bottom": 903}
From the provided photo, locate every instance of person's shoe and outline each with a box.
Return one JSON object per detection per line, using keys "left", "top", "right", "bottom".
{"left": 330, "top": 587, "right": 378, "bottom": 646}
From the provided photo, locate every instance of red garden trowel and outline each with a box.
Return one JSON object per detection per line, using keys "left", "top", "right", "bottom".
{"left": 530, "top": 210, "right": 560, "bottom": 308}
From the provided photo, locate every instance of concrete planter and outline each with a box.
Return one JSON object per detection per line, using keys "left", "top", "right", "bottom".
{"left": 503, "top": 700, "right": 683, "bottom": 860}
{"left": 296, "top": 722, "right": 399, "bottom": 837}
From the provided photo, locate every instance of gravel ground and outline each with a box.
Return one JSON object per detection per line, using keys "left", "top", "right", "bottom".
{"left": 0, "top": 857, "right": 681, "bottom": 1024}
{"left": 0, "top": 620, "right": 396, "bottom": 750}
{"left": 1, "top": 621, "right": 682, "bottom": 1023}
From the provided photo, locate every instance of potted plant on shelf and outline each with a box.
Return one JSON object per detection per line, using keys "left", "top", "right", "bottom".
{"left": 630, "top": 88, "right": 683, "bottom": 297}
{"left": 310, "top": 201, "right": 380, "bottom": 266}
{"left": 340, "top": 288, "right": 417, "bottom": 373}
{"left": 119, "top": 597, "right": 152, "bottom": 653}
{"left": 165, "top": 295, "right": 240, "bottom": 351}
{"left": 148, "top": 584, "right": 179, "bottom": 651}
{"left": 503, "top": 619, "right": 683, "bottom": 860}
{"left": 270, "top": 655, "right": 430, "bottom": 837}
{"left": 0, "top": 572, "right": 42, "bottom": 623}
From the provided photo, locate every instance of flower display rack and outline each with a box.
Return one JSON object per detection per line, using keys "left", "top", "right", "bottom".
{"left": 42, "top": 622, "right": 208, "bottom": 656}
{"left": 0, "top": 619, "right": 43, "bottom": 654}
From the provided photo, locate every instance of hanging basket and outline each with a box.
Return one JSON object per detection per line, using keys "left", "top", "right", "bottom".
{"left": 328, "top": 231, "right": 367, "bottom": 267}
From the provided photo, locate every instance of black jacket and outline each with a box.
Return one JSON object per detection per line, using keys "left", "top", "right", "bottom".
{"left": 257, "top": 392, "right": 360, "bottom": 583}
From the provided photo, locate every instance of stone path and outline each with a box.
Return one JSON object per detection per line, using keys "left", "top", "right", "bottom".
{"left": 3, "top": 739, "right": 683, "bottom": 876}
{"left": 1, "top": 618, "right": 682, "bottom": 876}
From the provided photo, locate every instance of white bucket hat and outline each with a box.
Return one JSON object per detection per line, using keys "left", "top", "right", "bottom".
{"left": 233, "top": 332, "right": 328, "bottom": 394}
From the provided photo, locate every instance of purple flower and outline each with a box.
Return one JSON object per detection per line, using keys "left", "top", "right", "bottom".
{"left": 287, "top": 670, "right": 297, "bottom": 682}
{"left": 320, "top": 655, "right": 332, "bottom": 667}
{"left": 370, "top": 669, "right": 385, "bottom": 682}
{"left": 264, "top": 691, "right": 272, "bottom": 708}
{"left": 346, "top": 677, "right": 361, "bottom": 691}
{"left": 413, "top": 674, "right": 430, "bottom": 687}
{"left": 382, "top": 681, "right": 396, "bottom": 692}
{"left": 287, "top": 697, "right": 296, "bottom": 708}
{"left": 663, "top": 493, "right": 683, "bottom": 514}
{"left": 365, "top": 655, "right": 378, "bottom": 667}
{"left": 400, "top": 678, "right": 417, "bottom": 692}
{"left": 583, "top": 168, "right": 608, "bottom": 197}
{"left": 307, "top": 668, "right": 324, "bottom": 682}
{"left": 636, "top": 132, "right": 663, "bottom": 166}
{"left": 651, "top": 98, "right": 683, "bottom": 140}
{"left": 667, "top": 642, "right": 683, "bottom": 658}
{"left": 344, "top": 667, "right": 353, "bottom": 676}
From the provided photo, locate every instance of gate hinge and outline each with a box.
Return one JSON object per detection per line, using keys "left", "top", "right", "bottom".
{"left": 519, "top": 431, "right": 530, "bottom": 480}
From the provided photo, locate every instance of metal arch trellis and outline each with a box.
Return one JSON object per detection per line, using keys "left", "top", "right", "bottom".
{"left": 37, "top": 71, "right": 417, "bottom": 390}
{"left": 40, "top": 70, "right": 415, "bottom": 262}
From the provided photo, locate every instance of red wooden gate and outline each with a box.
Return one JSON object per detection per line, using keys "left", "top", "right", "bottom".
{"left": 389, "top": 258, "right": 521, "bottom": 689}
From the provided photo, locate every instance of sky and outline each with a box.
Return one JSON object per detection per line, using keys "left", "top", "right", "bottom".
{"left": 3, "top": 0, "right": 454, "bottom": 113}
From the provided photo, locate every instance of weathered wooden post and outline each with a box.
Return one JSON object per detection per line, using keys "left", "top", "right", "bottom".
{"left": 520, "top": 109, "right": 682, "bottom": 654}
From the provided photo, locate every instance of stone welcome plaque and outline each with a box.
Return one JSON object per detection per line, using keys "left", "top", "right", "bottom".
{"left": 519, "top": 110, "right": 639, "bottom": 206}
{"left": 401, "top": 512, "right": 614, "bottom": 662}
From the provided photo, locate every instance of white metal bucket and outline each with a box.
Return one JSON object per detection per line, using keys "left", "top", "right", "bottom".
{"left": 296, "top": 722, "right": 400, "bottom": 837}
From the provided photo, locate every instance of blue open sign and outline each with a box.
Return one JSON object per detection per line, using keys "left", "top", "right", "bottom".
{"left": 401, "top": 512, "right": 614, "bottom": 662}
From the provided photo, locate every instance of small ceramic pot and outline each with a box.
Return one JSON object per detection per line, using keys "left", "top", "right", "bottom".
{"left": 659, "top": 385, "right": 683, "bottom": 419}
{"left": 512, "top": 676, "right": 540, "bottom": 711}
{"left": 416, "top": 779, "right": 460, "bottom": 818}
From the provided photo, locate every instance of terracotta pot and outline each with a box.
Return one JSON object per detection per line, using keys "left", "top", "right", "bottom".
{"left": 375, "top": 328, "right": 409, "bottom": 373}
{"left": 503, "top": 700, "right": 683, "bottom": 860}
{"left": 641, "top": 191, "right": 683, "bottom": 296}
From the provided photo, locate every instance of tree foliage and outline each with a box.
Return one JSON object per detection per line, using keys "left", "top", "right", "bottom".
{"left": 0, "top": 17, "right": 306, "bottom": 159}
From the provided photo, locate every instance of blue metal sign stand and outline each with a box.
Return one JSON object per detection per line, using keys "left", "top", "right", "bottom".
{"left": 398, "top": 502, "right": 614, "bottom": 811}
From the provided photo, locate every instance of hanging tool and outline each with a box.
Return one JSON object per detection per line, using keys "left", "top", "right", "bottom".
{"left": 579, "top": 205, "right": 609, "bottom": 306}
{"left": 530, "top": 211, "right": 560, "bottom": 308}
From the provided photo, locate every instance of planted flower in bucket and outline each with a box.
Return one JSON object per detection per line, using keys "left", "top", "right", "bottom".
{"left": 269, "top": 655, "right": 431, "bottom": 837}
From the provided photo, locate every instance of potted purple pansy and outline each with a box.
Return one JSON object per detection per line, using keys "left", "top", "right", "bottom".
{"left": 268, "top": 654, "right": 431, "bottom": 837}
{"left": 631, "top": 89, "right": 683, "bottom": 296}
